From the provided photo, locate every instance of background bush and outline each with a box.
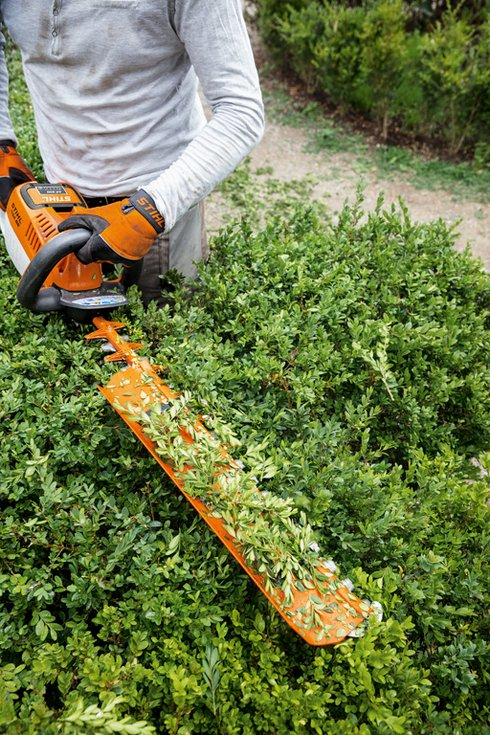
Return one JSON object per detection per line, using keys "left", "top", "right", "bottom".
{"left": 257, "top": 0, "right": 490, "bottom": 156}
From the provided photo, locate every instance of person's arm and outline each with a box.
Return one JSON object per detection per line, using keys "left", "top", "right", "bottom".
{"left": 145, "top": 0, "right": 264, "bottom": 232}
{"left": 0, "top": 19, "right": 16, "bottom": 143}
{"left": 0, "top": 20, "right": 34, "bottom": 210}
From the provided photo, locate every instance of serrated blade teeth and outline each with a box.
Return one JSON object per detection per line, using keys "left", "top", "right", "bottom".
{"left": 103, "top": 344, "right": 143, "bottom": 362}
{"left": 85, "top": 321, "right": 126, "bottom": 340}
{"left": 105, "top": 350, "right": 131, "bottom": 363}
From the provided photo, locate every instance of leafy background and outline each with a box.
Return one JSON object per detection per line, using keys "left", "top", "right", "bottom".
{"left": 257, "top": 0, "right": 490, "bottom": 158}
{"left": 1, "top": 33, "right": 489, "bottom": 735}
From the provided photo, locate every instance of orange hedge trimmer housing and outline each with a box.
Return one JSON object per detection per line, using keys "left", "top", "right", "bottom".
{"left": 1, "top": 181, "right": 380, "bottom": 645}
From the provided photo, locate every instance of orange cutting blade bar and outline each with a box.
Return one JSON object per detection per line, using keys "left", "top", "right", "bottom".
{"left": 88, "top": 317, "right": 373, "bottom": 645}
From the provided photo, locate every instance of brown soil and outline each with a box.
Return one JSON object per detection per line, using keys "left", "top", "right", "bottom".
{"left": 207, "top": 116, "right": 490, "bottom": 270}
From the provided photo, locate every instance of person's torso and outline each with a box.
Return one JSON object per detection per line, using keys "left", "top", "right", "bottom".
{"left": 3, "top": 1, "right": 182, "bottom": 81}
{"left": 1, "top": 0, "right": 206, "bottom": 195}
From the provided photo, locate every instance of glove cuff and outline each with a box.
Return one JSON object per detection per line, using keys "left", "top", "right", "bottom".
{"left": 127, "top": 189, "right": 165, "bottom": 234}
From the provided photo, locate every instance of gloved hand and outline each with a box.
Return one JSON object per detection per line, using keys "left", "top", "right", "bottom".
{"left": 58, "top": 189, "right": 165, "bottom": 266}
{"left": 0, "top": 140, "right": 35, "bottom": 210}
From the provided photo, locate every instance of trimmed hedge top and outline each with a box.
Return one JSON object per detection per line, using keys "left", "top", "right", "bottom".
{"left": 0, "top": 199, "right": 489, "bottom": 733}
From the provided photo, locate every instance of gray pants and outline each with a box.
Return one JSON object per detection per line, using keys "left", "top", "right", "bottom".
{"left": 136, "top": 201, "right": 208, "bottom": 306}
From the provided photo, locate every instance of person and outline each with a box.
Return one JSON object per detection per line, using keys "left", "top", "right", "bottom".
{"left": 0, "top": 1, "right": 264, "bottom": 304}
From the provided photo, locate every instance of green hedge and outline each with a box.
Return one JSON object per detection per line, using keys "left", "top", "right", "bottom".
{"left": 1, "top": 200, "right": 489, "bottom": 733}
{"left": 1, "top": 31, "right": 489, "bottom": 735}
{"left": 257, "top": 0, "right": 490, "bottom": 157}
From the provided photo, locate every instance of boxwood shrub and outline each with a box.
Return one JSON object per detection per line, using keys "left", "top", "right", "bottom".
{"left": 0, "top": 197, "right": 489, "bottom": 734}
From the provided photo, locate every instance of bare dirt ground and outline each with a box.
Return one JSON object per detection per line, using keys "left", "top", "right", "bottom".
{"left": 207, "top": 120, "right": 490, "bottom": 270}
{"left": 207, "top": 8, "right": 490, "bottom": 270}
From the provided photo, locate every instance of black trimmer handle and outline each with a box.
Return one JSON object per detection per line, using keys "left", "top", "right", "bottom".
{"left": 16, "top": 229, "right": 90, "bottom": 313}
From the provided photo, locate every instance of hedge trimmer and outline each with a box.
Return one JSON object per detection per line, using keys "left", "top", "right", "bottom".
{"left": 1, "top": 180, "right": 381, "bottom": 645}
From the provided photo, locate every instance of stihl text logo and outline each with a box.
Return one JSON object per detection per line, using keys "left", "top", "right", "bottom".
{"left": 10, "top": 201, "right": 22, "bottom": 227}
{"left": 136, "top": 197, "right": 165, "bottom": 230}
{"left": 42, "top": 195, "right": 71, "bottom": 203}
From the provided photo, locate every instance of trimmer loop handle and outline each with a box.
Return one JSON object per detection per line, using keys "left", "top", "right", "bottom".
{"left": 16, "top": 229, "right": 90, "bottom": 313}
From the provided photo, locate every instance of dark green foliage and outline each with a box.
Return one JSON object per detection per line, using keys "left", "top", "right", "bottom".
{"left": 405, "top": 0, "right": 488, "bottom": 31}
{"left": 258, "top": 0, "right": 490, "bottom": 154}
{"left": 1, "top": 199, "right": 489, "bottom": 733}
{"left": 414, "top": 8, "right": 490, "bottom": 154}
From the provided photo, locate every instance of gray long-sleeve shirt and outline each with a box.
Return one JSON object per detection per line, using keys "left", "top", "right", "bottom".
{"left": 0, "top": 0, "right": 264, "bottom": 231}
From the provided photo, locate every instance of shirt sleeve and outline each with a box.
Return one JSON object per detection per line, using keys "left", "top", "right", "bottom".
{"left": 0, "top": 18, "right": 16, "bottom": 143}
{"left": 145, "top": 0, "right": 264, "bottom": 231}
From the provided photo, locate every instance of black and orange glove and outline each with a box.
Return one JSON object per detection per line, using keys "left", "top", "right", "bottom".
{"left": 0, "top": 140, "right": 35, "bottom": 210}
{"left": 58, "top": 189, "right": 165, "bottom": 266}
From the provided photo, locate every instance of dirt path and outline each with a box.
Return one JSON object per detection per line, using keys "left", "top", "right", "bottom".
{"left": 207, "top": 115, "right": 490, "bottom": 270}
{"left": 207, "top": 8, "right": 490, "bottom": 270}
